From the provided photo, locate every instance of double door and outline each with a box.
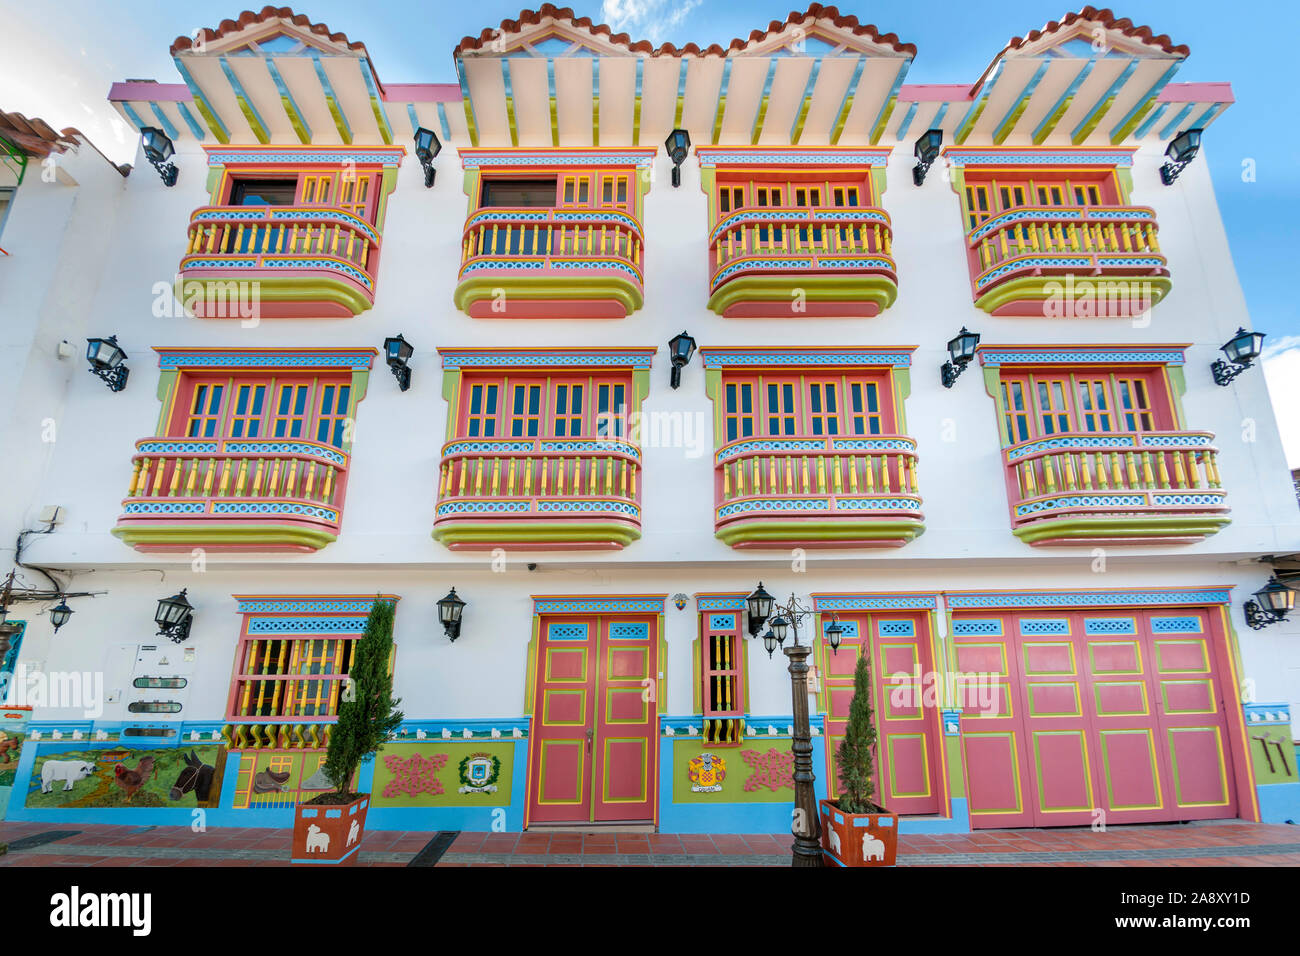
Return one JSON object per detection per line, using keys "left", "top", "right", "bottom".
{"left": 955, "top": 608, "right": 1238, "bottom": 828}
{"left": 527, "top": 616, "right": 658, "bottom": 825}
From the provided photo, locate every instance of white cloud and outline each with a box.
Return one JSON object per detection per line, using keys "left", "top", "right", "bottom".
{"left": 1263, "top": 343, "right": 1300, "bottom": 470}
{"left": 600, "top": 0, "right": 704, "bottom": 43}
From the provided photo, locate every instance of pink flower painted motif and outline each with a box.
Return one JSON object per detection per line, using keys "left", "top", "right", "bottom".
{"left": 740, "top": 748, "right": 795, "bottom": 792}
{"left": 381, "top": 752, "right": 449, "bottom": 798}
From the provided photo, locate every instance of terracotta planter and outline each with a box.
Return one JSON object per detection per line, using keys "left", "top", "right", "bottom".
{"left": 291, "top": 793, "right": 370, "bottom": 865}
{"left": 819, "top": 798, "right": 899, "bottom": 867}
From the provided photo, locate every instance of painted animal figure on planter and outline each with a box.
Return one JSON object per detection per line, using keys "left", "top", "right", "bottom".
{"left": 862, "top": 833, "right": 886, "bottom": 862}
{"left": 169, "top": 750, "right": 215, "bottom": 802}
{"left": 347, "top": 819, "right": 360, "bottom": 846}
{"left": 828, "top": 828, "right": 841, "bottom": 854}
{"left": 305, "top": 824, "right": 330, "bottom": 853}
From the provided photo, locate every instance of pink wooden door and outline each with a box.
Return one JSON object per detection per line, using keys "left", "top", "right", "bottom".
{"left": 593, "top": 617, "right": 658, "bottom": 822}
{"left": 953, "top": 615, "right": 1037, "bottom": 827}
{"left": 527, "top": 617, "right": 597, "bottom": 824}
{"left": 823, "top": 613, "right": 941, "bottom": 814}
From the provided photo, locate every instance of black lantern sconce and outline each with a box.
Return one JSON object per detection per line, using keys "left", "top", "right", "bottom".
{"left": 664, "top": 128, "right": 690, "bottom": 188}
{"left": 140, "top": 127, "right": 178, "bottom": 187}
{"left": 668, "top": 330, "right": 696, "bottom": 389}
{"left": 1244, "top": 576, "right": 1296, "bottom": 630}
{"left": 912, "top": 128, "right": 943, "bottom": 186}
{"left": 1159, "top": 128, "right": 1203, "bottom": 186}
{"left": 414, "top": 127, "right": 441, "bottom": 187}
{"left": 824, "top": 615, "right": 844, "bottom": 655}
{"left": 155, "top": 588, "right": 194, "bottom": 644}
{"left": 745, "top": 581, "right": 774, "bottom": 638}
{"left": 383, "top": 334, "right": 414, "bottom": 391}
{"left": 49, "top": 597, "right": 74, "bottom": 634}
{"left": 1212, "top": 327, "right": 1265, "bottom": 386}
{"left": 941, "top": 327, "right": 981, "bottom": 388}
{"left": 86, "top": 336, "right": 129, "bottom": 392}
{"left": 438, "top": 588, "right": 466, "bottom": 641}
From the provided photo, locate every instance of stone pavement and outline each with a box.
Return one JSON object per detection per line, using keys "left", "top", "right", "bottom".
{"left": 0, "top": 819, "right": 1296, "bottom": 867}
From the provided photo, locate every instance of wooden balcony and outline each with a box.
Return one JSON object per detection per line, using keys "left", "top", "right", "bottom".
{"left": 453, "top": 207, "right": 644, "bottom": 318}
{"left": 178, "top": 206, "right": 380, "bottom": 319}
{"left": 113, "top": 437, "right": 350, "bottom": 552}
{"left": 967, "top": 206, "right": 1170, "bottom": 316}
{"left": 1004, "top": 430, "right": 1229, "bottom": 546}
{"left": 713, "top": 436, "right": 923, "bottom": 549}
{"left": 433, "top": 438, "right": 642, "bottom": 550}
{"left": 707, "top": 207, "right": 897, "bottom": 318}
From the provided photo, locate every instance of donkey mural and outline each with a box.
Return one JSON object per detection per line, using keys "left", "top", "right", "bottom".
{"left": 168, "top": 750, "right": 216, "bottom": 802}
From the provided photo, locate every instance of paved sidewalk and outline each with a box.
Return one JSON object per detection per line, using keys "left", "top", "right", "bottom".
{"left": 0, "top": 819, "right": 1296, "bottom": 867}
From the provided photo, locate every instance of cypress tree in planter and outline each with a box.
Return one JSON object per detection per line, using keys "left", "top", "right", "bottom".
{"left": 820, "top": 652, "right": 899, "bottom": 867}
{"left": 291, "top": 597, "right": 403, "bottom": 865}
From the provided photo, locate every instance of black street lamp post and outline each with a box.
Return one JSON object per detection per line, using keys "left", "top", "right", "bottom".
{"left": 746, "top": 584, "right": 823, "bottom": 867}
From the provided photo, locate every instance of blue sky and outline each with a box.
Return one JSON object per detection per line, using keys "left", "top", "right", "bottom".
{"left": 3, "top": 0, "right": 1298, "bottom": 452}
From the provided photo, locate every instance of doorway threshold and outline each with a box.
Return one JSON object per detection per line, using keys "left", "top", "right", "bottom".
{"left": 526, "top": 823, "right": 656, "bottom": 833}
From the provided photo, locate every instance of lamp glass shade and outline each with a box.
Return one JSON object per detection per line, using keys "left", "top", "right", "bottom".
{"left": 155, "top": 589, "right": 193, "bottom": 628}
{"left": 825, "top": 620, "right": 844, "bottom": 651}
{"left": 769, "top": 615, "right": 789, "bottom": 645}
{"left": 49, "top": 599, "right": 73, "bottom": 631}
{"left": 384, "top": 334, "right": 413, "bottom": 367}
{"left": 1255, "top": 577, "right": 1295, "bottom": 615}
{"left": 86, "top": 336, "right": 126, "bottom": 369}
{"left": 762, "top": 631, "right": 778, "bottom": 656}
{"left": 438, "top": 588, "right": 465, "bottom": 625}
{"left": 1221, "top": 328, "right": 1265, "bottom": 365}
{"left": 947, "top": 327, "right": 981, "bottom": 365}
{"left": 413, "top": 126, "right": 441, "bottom": 162}
{"left": 914, "top": 128, "right": 943, "bottom": 164}
{"left": 141, "top": 127, "right": 174, "bottom": 164}
{"left": 664, "top": 128, "right": 691, "bottom": 163}
{"left": 668, "top": 330, "right": 696, "bottom": 367}
{"left": 1166, "top": 128, "right": 1202, "bottom": 163}
{"left": 746, "top": 583, "right": 774, "bottom": 624}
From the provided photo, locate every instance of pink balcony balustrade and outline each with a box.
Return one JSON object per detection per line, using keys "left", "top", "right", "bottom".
{"left": 453, "top": 207, "right": 645, "bottom": 318}
{"left": 967, "top": 205, "right": 1170, "bottom": 316}
{"left": 713, "top": 436, "right": 924, "bottom": 549}
{"left": 1004, "top": 429, "right": 1229, "bottom": 546}
{"left": 112, "top": 437, "right": 351, "bottom": 552}
{"left": 707, "top": 206, "right": 897, "bottom": 318}
{"left": 433, "top": 437, "right": 642, "bottom": 550}
{"left": 178, "top": 205, "right": 380, "bottom": 318}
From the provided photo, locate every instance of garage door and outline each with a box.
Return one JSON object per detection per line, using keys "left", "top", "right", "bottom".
{"left": 954, "top": 607, "right": 1238, "bottom": 828}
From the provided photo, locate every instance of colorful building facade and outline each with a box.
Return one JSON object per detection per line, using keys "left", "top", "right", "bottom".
{"left": 1, "top": 5, "right": 1299, "bottom": 835}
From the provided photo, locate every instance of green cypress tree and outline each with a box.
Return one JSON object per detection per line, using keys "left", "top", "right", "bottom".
{"left": 836, "top": 652, "right": 879, "bottom": 814}
{"left": 319, "top": 596, "right": 404, "bottom": 801}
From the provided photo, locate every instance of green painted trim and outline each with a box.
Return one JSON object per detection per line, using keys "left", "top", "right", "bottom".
{"left": 869, "top": 95, "right": 898, "bottom": 145}
{"left": 706, "top": 274, "right": 897, "bottom": 317}
{"left": 704, "top": 368, "right": 723, "bottom": 451}
{"left": 692, "top": 635, "right": 702, "bottom": 714}
{"left": 894, "top": 368, "right": 912, "bottom": 435}
{"left": 205, "top": 166, "right": 223, "bottom": 201}
{"left": 1071, "top": 97, "right": 1115, "bottom": 145}
{"left": 1167, "top": 365, "right": 1189, "bottom": 426}
{"left": 973, "top": 274, "right": 1171, "bottom": 316}
{"left": 174, "top": 274, "right": 374, "bottom": 317}
{"left": 944, "top": 735, "right": 966, "bottom": 799}
{"left": 112, "top": 523, "right": 337, "bottom": 551}
{"left": 453, "top": 275, "right": 643, "bottom": 316}
{"left": 632, "top": 367, "right": 650, "bottom": 417}
{"left": 374, "top": 167, "right": 399, "bottom": 234}
{"left": 870, "top": 165, "right": 888, "bottom": 200}
{"left": 432, "top": 520, "right": 641, "bottom": 548}
{"left": 441, "top": 366, "right": 462, "bottom": 437}
{"left": 954, "top": 96, "right": 988, "bottom": 145}
{"left": 191, "top": 97, "right": 230, "bottom": 145}
{"left": 155, "top": 370, "right": 179, "bottom": 434}
{"left": 234, "top": 95, "right": 270, "bottom": 145}
{"left": 1032, "top": 95, "right": 1073, "bottom": 145}
{"left": 1012, "top": 514, "right": 1230, "bottom": 546}
{"left": 657, "top": 614, "right": 667, "bottom": 713}
{"left": 715, "top": 517, "right": 924, "bottom": 548}
{"left": 524, "top": 615, "right": 541, "bottom": 714}
{"left": 1110, "top": 100, "right": 1155, "bottom": 145}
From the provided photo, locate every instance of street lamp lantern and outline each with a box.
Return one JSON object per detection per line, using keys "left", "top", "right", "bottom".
{"left": 1244, "top": 575, "right": 1296, "bottom": 630}
{"left": 414, "top": 127, "right": 441, "bottom": 187}
{"left": 664, "top": 128, "right": 691, "bottom": 187}
{"left": 438, "top": 588, "right": 466, "bottom": 640}
{"left": 86, "top": 335, "right": 130, "bottom": 392}
{"left": 746, "top": 582, "right": 774, "bottom": 634}
{"left": 1212, "top": 327, "right": 1266, "bottom": 386}
{"left": 383, "top": 334, "right": 414, "bottom": 391}
{"left": 769, "top": 615, "right": 789, "bottom": 648}
{"left": 762, "top": 629, "right": 780, "bottom": 658}
{"left": 154, "top": 588, "right": 194, "bottom": 643}
{"left": 49, "top": 597, "right": 73, "bottom": 633}
{"left": 140, "top": 127, "right": 178, "bottom": 186}
{"left": 824, "top": 618, "right": 844, "bottom": 654}
{"left": 941, "top": 327, "right": 981, "bottom": 388}
{"left": 1159, "top": 128, "right": 1202, "bottom": 186}
{"left": 668, "top": 330, "right": 696, "bottom": 389}
{"left": 912, "top": 128, "right": 943, "bottom": 185}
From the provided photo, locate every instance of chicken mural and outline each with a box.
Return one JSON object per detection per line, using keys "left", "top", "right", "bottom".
{"left": 26, "top": 746, "right": 225, "bottom": 809}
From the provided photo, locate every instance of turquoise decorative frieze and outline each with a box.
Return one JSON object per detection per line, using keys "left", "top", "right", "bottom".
{"left": 947, "top": 589, "right": 1233, "bottom": 610}
{"left": 137, "top": 440, "right": 220, "bottom": 455}
{"left": 1019, "top": 618, "right": 1070, "bottom": 635}
{"left": 877, "top": 620, "right": 914, "bottom": 637}
{"left": 157, "top": 350, "right": 376, "bottom": 371}
{"left": 696, "top": 595, "right": 746, "bottom": 612}
{"left": 1244, "top": 703, "right": 1292, "bottom": 727}
{"left": 700, "top": 348, "right": 913, "bottom": 369}
{"left": 812, "top": 594, "right": 938, "bottom": 611}
{"left": 976, "top": 256, "right": 1092, "bottom": 289}
{"left": 439, "top": 350, "right": 655, "bottom": 370}
{"left": 944, "top": 150, "right": 1135, "bottom": 168}
{"left": 951, "top": 618, "right": 1003, "bottom": 635}
{"left": 122, "top": 502, "right": 206, "bottom": 515}
{"left": 435, "top": 501, "right": 531, "bottom": 516}
{"left": 1015, "top": 493, "right": 1148, "bottom": 517}
{"left": 979, "top": 348, "right": 1186, "bottom": 368}
{"left": 1084, "top": 617, "right": 1137, "bottom": 635}
{"left": 461, "top": 150, "right": 657, "bottom": 169}
{"left": 222, "top": 441, "right": 347, "bottom": 465}
{"left": 211, "top": 502, "right": 339, "bottom": 521}
{"left": 206, "top": 148, "right": 405, "bottom": 167}
{"left": 1005, "top": 431, "right": 1209, "bottom": 462}
{"left": 236, "top": 598, "right": 396, "bottom": 615}
{"left": 696, "top": 148, "right": 890, "bottom": 167}
{"left": 534, "top": 597, "right": 665, "bottom": 615}
{"left": 708, "top": 614, "right": 737, "bottom": 630}
{"left": 248, "top": 617, "right": 369, "bottom": 634}
{"left": 609, "top": 622, "right": 650, "bottom": 640}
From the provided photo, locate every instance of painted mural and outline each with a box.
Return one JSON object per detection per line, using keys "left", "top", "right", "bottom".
{"left": 229, "top": 750, "right": 356, "bottom": 808}
{"left": 672, "top": 740, "right": 795, "bottom": 804}
{"left": 369, "top": 742, "right": 514, "bottom": 807}
{"left": 0, "top": 708, "right": 31, "bottom": 819}
{"left": 25, "top": 745, "right": 226, "bottom": 809}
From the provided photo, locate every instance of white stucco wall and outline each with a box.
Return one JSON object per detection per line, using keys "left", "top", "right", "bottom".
{"left": 3, "top": 132, "right": 1299, "bottom": 725}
